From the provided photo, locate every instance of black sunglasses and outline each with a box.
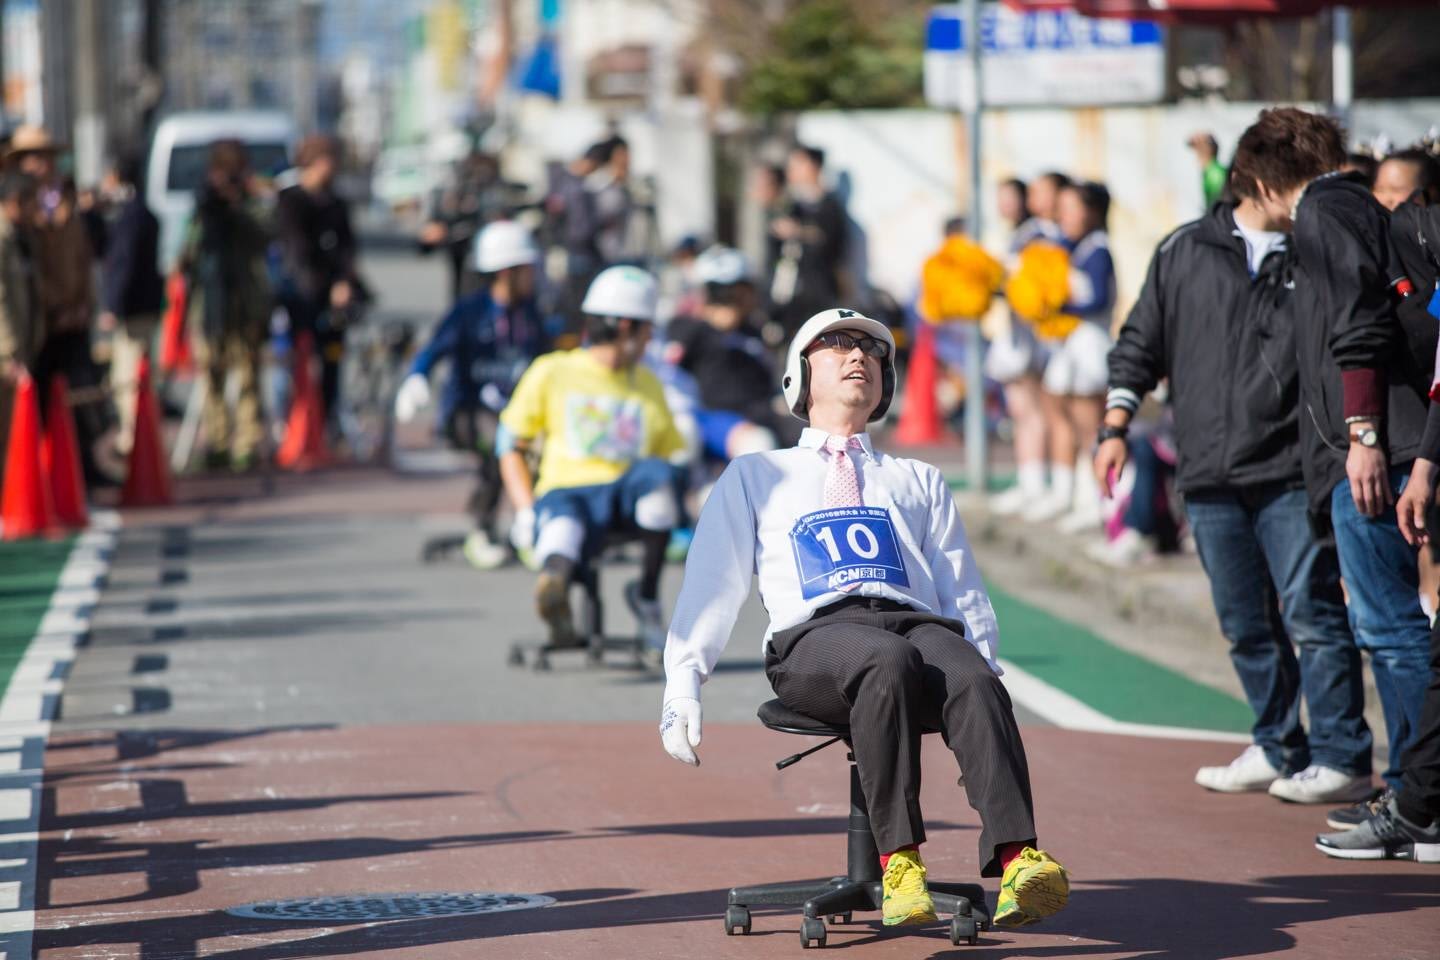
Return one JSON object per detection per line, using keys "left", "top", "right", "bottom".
{"left": 808, "top": 330, "right": 891, "bottom": 359}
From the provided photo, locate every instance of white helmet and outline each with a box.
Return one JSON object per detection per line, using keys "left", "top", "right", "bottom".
{"left": 581, "top": 265, "right": 659, "bottom": 322}
{"left": 473, "top": 220, "right": 538, "bottom": 273}
{"left": 782, "top": 308, "right": 897, "bottom": 423}
{"left": 694, "top": 245, "right": 751, "bottom": 286}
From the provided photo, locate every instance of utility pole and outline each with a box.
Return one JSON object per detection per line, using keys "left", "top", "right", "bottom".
{"left": 139, "top": 0, "right": 166, "bottom": 143}
{"left": 1331, "top": 6, "right": 1353, "bottom": 127}
{"left": 72, "top": 0, "right": 106, "bottom": 184}
{"left": 39, "top": 0, "right": 71, "bottom": 137}
{"left": 963, "top": 0, "right": 986, "bottom": 494}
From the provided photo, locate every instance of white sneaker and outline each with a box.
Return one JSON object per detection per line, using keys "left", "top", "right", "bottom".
{"left": 1267, "top": 765, "right": 1375, "bottom": 804}
{"left": 1057, "top": 506, "right": 1103, "bottom": 534}
{"left": 1085, "top": 528, "right": 1152, "bottom": 568}
{"left": 462, "top": 530, "right": 509, "bottom": 570}
{"left": 988, "top": 485, "right": 1033, "bottom": 516}
{"left": 1022, "top": 492, "right": 1072, "bottom": 523}
{"left": 1195, "top": 744, "right": 1281, "bottom": 793}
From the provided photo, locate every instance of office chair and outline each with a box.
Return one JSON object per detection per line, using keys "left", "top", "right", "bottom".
{"left": 724, "top": 698, "right": 990, "bottom": 948}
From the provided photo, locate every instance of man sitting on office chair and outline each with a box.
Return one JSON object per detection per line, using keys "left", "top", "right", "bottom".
{"left": 658, "top": 308, "right": 1070, "bottom": 929}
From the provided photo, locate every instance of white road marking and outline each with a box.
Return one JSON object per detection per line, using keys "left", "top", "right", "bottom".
{"left": 0, "top": 512, "right": 117, "bottom": 955}
{"left": 998, "top": 658, "right": 1251, "bottom": 744}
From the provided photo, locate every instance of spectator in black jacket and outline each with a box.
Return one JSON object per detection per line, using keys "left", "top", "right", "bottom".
{"left": 98, "top": 153, "right": 163, "bottom": 457}
{"left": 1318, "top": 195, "right": 1440, "bottom": 861}
{"left": 276, "top": 135, "right": 358, "bottom": 432}
{"left": 769, "top": 145, "right": 848, "bottom": 339}
{"left": 1239, "top": 107, "right": 1432, "bottom": 805}
{"left": 1096, "top": 127, "right": 1370, "bottom": 804}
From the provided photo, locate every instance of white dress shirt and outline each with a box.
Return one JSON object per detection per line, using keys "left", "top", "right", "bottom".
{"left": 662, "top": 428, "right": 1002, "bottom": 706}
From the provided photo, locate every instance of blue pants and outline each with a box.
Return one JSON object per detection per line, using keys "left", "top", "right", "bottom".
{"left": 1186, "top": 485, "right": 1371, "bottom": 776}
{"left": 534, "top": 458, "right": 685, "bottom": 561}
{"left": 1331, "top": 464, "right": 1433, "bottom": 788}
{"left": 694, "top": 408, "right": 746, "bottom": 461}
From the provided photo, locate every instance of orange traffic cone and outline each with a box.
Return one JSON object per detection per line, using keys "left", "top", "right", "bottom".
{"left": 276, "top": 332, "right": 330, "bottom": 472}
{"left": 2, "top": 372, "right": 57, "bottom": 539}
{"left": 894, "top": 323, "right": 945, "bottom": 445}
{"left": 41, "top": 374, "right": 87, "bottom": 529}
{"left": 121, "top": 356, "right": 174, "bottom": 507}
{"left": 159, "top": 273, "right": 193, "bottom": 374}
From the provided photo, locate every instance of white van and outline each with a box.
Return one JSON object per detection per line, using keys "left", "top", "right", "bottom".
{"left": 147, "top": 110, "right": 297, "bottom": 271}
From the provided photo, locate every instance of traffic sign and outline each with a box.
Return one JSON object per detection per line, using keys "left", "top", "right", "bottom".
{"left": 925, "top": 2, "right": 1166, "bottom": 109}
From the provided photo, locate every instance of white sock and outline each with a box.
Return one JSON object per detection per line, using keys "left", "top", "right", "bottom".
{"left": 1048, "top": 463, "right": 1074, "bottom": 506}
{"left": 1017, "top": 462, "right": 1047, "bottom": 497}
{"left": 1070, "top": 453, "right": 1099, "bottom": 513}
{"left": 534, "top": 516, "right": 585, "bottom": 564}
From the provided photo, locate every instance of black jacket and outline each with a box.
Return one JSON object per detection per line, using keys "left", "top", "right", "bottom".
{"left": 100, "top": 196, "right": 162, "bottom": 317}
{"left": 1108, "top": 203, "right": 1302, "bottom": 493}
{"left": 668, "top": 314, "right": 779, "bottom": 424}
{"left": 1290, "top": 173, "right": 1433, "bottom": 516}
{"left": 275, "top": 184, "right": 356, "bottom": 304}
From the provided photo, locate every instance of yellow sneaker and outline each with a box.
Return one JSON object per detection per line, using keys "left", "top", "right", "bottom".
{"left": 993, "top": 847, "right": 1069, "bottom": 928}
{"left": 881, "top": 849, "right": 938, "bottom": 927}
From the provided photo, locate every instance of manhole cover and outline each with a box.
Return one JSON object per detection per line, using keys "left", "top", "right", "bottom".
{"left": 228, "top": 891, "right": 556, "bottom": 921}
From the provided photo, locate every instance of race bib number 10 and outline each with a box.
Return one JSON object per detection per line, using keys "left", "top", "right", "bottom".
{"left": 790, "top": 507, "right": 910, "bottom": 599}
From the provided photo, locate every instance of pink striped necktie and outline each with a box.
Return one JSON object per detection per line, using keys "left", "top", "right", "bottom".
{"left": 823, "top": 435, "right": 864, "bottom": 508}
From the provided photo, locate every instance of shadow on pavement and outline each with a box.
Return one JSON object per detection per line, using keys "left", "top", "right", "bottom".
{"left": 34, "top": 872, "right": 1439, "bottom": 959}
{"left": 38, "top": 780, "right": 466, "bottom": 833}
{"left": 921, "top": 872, "right": 1440, "bottom": 960}
{"left": 33, "top": 886, "right": 706, "bottom": 959}
{"left": 599, "top": 818, "right": 973, "bottom": 839}
{"left": 43, "top": 725, "right": 337, "bottom": 762}
{"left": 37, "top": 829, "right": 561, "bottom": 910}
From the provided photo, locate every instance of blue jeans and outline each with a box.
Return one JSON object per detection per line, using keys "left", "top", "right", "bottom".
{"left": 1330, "top": 464, "right": 1432, "bottom": 788}
{"left": 534, "top": 458, "right": 686, "bottom": 561}
{"left": 1186, "top": 485, "right": 1371, "bottom": 776}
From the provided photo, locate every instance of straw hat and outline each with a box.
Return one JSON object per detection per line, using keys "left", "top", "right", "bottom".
{"left": 7, "top": 124, "right": 63, "bottom": 157}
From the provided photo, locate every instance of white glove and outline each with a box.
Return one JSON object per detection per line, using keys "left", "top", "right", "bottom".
{"left": 660, "top": 697, "right": 702, "bottom": 766}
{"left": 510, "top": 506, "right": 536, "bottom": 552}
{"left": 394, "top": 373, "right": 431, "bottom": 423}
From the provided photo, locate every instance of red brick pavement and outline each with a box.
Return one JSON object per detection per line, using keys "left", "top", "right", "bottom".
{"left": 31, "top": 723, "right": 1439, "bottom": 959}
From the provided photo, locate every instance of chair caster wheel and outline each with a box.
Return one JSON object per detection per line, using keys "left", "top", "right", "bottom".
{"left": 828, "top": 912, "right": 851, "bottom": 924}
{"left": 585, "top": 640, "right": 604, "bottom": 667}
{"left": 950, "top": 915, "right": 979, "bottom": 946}
{"left": 507, "top": 644, "right": 524, "bottom": 667}
{"left": 800, "top": 916, "right": 826, "bottom": 948}
{"left": 724, "top": 905, "right": 751, "bottom": 935}
{"left": 533, "top": 653, "right": 550, "bottom": 672}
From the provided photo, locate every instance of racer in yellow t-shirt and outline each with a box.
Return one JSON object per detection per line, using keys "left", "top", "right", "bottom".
{"left": 498, "top": 266, "right": 685, "bottom": 652}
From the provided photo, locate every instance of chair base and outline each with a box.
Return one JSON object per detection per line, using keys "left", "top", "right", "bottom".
{"left": 504, "top": 561, "right": 649, "bottom": 672}
{"left": 726, "top": 877, "right": 989, "bottom": 948}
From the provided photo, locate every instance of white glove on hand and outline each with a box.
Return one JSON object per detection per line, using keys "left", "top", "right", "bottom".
{"left": 660, "top": 697, "right": 702, "bottom": 766}
{"left": 510, "top": 506, "right": 536, "bottom": 552}
{"left": 394, "top": 373, "right": 431, "bottom": 423}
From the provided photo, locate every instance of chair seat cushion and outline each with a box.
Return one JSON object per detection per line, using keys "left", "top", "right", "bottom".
{"left": 757, "top": 699, "right": 850, "bottom": 737}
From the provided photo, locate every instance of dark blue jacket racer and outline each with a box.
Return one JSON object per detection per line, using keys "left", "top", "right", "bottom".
{"left": 408, "top": 290, "right": 555, "bottom": 425}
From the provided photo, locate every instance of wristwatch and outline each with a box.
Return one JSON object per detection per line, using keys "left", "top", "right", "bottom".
{"left": 1349, "top": 424, "right": 1380, "bottom": 448}
{"left": 1097, "top": 424, "right": 1129, "bottom": 444}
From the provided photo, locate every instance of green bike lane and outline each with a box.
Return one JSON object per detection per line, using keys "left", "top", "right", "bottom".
{"left": 0, "top": 538, "right": 75, "bottom": 705}
{"left": 991, "top": 585, "right": 1252, "bottom": 734}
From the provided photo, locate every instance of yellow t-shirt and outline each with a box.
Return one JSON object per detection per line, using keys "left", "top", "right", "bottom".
{"left": 500, "top": 349, "right": 684, "bottom": 496}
